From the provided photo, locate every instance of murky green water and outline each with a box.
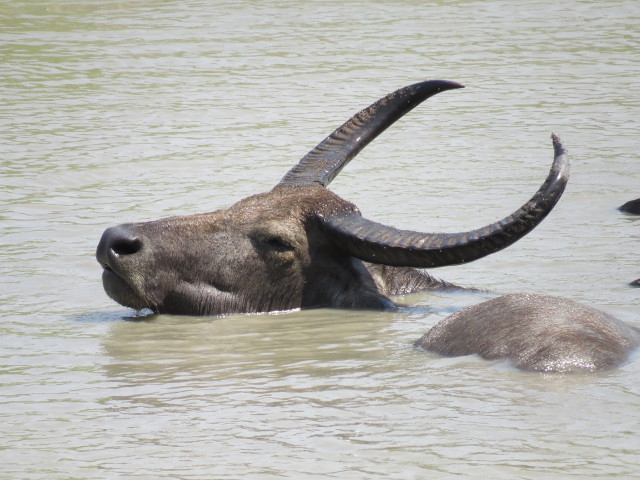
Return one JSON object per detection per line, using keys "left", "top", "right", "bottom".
{"left": 1, "top": 1, "right": 639, "bottom": 478}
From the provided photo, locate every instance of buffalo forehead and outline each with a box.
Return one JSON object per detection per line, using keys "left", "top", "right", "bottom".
{"left": 230, "top": 185, "right": 356, "bottom": 220}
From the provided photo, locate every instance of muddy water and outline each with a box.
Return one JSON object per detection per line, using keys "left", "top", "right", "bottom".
{"left": 1, "top": 1, "right": 639, "bottom": 478}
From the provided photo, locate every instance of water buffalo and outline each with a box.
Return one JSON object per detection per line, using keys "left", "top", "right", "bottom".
{"left": 416, "top": 294, "right": 640, "bottom": 372}
{"left": 96, "top": 80, "right": 569, "bottom": 315}
{"left": 97, "top": 80, "right": 569, "bottom": 316}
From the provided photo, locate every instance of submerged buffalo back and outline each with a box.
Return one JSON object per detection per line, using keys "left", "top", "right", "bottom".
{"left": 416, "top": 293, "right": 640, "bottom": 372}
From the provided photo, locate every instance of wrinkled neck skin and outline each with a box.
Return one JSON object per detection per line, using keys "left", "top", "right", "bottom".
{"left": 366, "top": 264, "right": 463, "bottom": 297}
{"left": 100, "top": 184, "right": 456, "bottom": 317}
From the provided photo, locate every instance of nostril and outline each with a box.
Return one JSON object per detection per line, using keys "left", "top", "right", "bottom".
{"left": 111, "top": 237, "right": 142, "bottom": 256}
{"left": 98, "top": 225, "right": 144, "bottom": 261}
{"left": 97, "top": 225, "right": 145, "bottom": 268}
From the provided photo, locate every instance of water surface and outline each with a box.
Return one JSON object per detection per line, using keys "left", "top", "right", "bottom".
{"left": 1, "top": 1, "right": 639, "bottom": 478}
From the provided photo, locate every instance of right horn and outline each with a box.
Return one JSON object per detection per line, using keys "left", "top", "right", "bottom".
{"left": 320, "top": 134, "right": 569, "bottom": 268}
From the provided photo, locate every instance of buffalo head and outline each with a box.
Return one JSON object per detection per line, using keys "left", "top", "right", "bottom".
{"left": 97, "top": 80, "right": 569, "bottom": 316}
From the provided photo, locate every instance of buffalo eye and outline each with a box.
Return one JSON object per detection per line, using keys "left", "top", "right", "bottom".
{"left": 249, "top": 228, "right": 297, "bottom": 256}
{"left": 263, "top": 236, "right": 295, "bottom": 253}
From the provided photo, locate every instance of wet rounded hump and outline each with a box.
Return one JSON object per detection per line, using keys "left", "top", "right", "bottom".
{"left": 415, "top": 293, "right": 640, "bottom": 373}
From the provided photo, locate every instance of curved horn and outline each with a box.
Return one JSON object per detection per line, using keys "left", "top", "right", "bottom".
{"left": 320, "top": 134, "right": 569, "bottom": 268}
{"left": 279, "top": 80, "right": 464, "bottom": 187}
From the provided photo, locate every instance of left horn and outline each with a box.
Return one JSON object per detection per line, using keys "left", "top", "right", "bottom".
{"left": 279, "top": 80, "right": 464, "bottom": 187}
{"left": 320, "top": 134, "right": 569, "bottom": 268}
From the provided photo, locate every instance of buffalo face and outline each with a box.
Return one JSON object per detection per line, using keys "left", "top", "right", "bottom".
{"left": 97, "top": 185, "right": 391, "bottom": 315}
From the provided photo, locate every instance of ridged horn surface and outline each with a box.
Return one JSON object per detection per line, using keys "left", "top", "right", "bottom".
{"left": 320, "top": 134, "right": 569, "bottom": 268}
{"left": 279, "top": 80, "right": 464, "bottom": 187}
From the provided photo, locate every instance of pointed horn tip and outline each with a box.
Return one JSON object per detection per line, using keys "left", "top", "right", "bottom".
{"left": 550, "top": 132, "right": 568, "bottom": 156}
{"left": 426, "top": 79, "right": 465, "bottom": 90}
{"left": 448, "top": 80, "right": 466, "bottom": 89}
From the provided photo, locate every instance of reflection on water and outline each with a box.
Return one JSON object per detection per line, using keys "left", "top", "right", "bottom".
{"left": 95, "top": 307, "right": 634, "bottom": 478}
{"left": 1, "top": 0, "right": 639, "bottom": 478}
